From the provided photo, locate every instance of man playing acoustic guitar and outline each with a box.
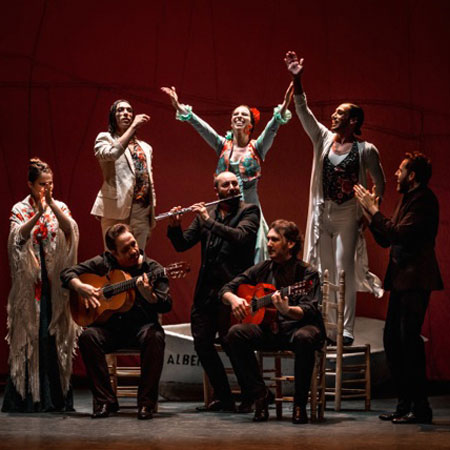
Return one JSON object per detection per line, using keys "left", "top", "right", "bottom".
{"left": 61, "top": 223, "right": 172, "bottom": 420}
{"left": 221, "top": 219, "right": 325, "bottom": 424}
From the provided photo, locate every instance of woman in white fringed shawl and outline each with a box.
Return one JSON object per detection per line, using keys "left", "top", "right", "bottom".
{"left": 2, "top": 158, "right": 80, "bottom": 413}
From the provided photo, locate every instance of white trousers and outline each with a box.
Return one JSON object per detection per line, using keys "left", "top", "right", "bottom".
{"left": 319, "top": 199, "right": 358, "bottom": 337}
{"left": 101, "top": 203, "right": 151, "bottom": 252}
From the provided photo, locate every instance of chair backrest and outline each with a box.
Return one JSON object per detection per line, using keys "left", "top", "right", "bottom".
{"left": 321, "top": 269, "right": 345, "bottom": 351}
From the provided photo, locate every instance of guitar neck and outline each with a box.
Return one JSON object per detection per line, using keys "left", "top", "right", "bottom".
{"left": 252, "top": 283, "right": 308, "bottom": 312}
{"left": 102, "top": 268, "right": 164, "bottom": 298}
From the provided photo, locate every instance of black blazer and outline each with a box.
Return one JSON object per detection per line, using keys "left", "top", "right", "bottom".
{"left": 369, "top": 185, "right": 443, "bottom": 291}
{"left": 167, "top": 201, "right": 260, "bottom": 306}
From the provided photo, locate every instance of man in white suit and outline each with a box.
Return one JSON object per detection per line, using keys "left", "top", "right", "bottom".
{"left": 91, "top": 99, "right": 156, "bottom": 250}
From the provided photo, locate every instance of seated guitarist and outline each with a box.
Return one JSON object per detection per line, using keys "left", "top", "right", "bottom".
{"left": 221, "top": 219, "right": 325, "bottom": 424}
{"left": 60, "top": 223, "right": 172, "bottom": 420}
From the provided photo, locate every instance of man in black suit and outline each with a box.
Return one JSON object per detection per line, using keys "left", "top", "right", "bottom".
{"left": 354, "top": 152, "right": 443, "bottom": 424}
{"left": 167, "top": 171, "right": 260, "bottom": 412}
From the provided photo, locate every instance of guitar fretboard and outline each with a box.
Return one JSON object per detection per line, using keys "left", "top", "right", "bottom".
{"left": 102, "top": 268, "right": 164, "bottom": 298}
{"left": 250, "top": 281, "right": 311, "bottom": 313}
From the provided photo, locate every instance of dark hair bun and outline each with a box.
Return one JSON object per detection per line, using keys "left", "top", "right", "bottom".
{"left": 28, "top": 157, "right": 51, "bottom": 183}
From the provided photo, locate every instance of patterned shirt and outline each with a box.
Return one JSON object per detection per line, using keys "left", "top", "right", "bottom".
{"left": 129, "top": 141, "right": 151, "bottom": 206}
{"left": 322, "top": 142, "right": 359, "bottom": 204}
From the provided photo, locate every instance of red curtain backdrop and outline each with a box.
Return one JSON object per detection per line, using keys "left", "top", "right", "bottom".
{"left": 1, "top": 0, "right": 449, "bottom": 380}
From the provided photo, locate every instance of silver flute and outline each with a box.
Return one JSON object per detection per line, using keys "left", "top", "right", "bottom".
{"left": 155, "top": 194, "right": 242, "bottom": 222}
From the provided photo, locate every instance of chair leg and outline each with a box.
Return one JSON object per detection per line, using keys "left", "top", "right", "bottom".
{"left": 309, "top": 357, "right": 318, "bottom": 422}
{"left": 318, "top": 353, "right": 326, "bottom": 421}
{"left": 275, "top": 356, "right": 283, "bottom": 420}
{"left": 106, "top": 353, "right": 118, "bottom": 396}
{"left": 334, "top": 354, "right": 342, "bottom": 412}
{"left": 365, "top": 345, "right": 371, "bottom": 411}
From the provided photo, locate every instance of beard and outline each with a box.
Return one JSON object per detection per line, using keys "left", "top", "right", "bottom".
{"left": 397, "top": 177, "right": 412, "bottom": 194}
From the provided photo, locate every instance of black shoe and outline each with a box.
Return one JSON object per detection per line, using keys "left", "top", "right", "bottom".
{"left": 196, "top": 399, "right": 236, "bottom": 412}
{"left": 342, "top": 336, "right": 354, "bottom": 346}
{"left": 237, "top": 398, "right": 254, "bottom": 414}
{"left": 378, "top": 411, "right": 405, "bottom": 421}
{"left": 91, "top": 402, "right": 119, "bottom": 419}
{"left": 137, "top": 406, "right": 153, "bottom": 420}
{"left": 253, "top": 390, "right": 269, "bottom": 422}
{"left": 392, "top": 411, "right": 432, "bottom": 424}
{"left": 292, "top": 405, "right": 308, "bottom": 424}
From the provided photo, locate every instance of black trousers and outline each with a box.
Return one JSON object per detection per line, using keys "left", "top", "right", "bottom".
{"left": 191, "top": 302, "right": 233, "bottom": 403}
{"left": 224, "top": 323, "right": 323, "bottom": 407}
{"left": 384, "top": 289, "right": 431, "bottom": 415}
{"left": 78, "top": 322, "right": 165, "bottom": 408}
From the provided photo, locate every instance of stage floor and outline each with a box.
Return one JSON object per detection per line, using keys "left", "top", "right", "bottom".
{"left": 1, "top": 390, "right": 449, "bottom": 450}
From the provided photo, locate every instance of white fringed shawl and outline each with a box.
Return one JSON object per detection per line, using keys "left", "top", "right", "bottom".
{"left": 6, "top": 197, "right": 81, "bottom": 402}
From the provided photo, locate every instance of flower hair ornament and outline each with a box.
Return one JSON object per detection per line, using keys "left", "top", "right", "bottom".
{"left": 249, "top": 107, "right": 260, "bottom": 126}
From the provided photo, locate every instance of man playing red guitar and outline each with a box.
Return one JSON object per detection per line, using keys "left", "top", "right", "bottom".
{"left": 60, "top": 223, "right": 172, "bottom": 420}
{"left": 221, "top": 219, "right": 325, "bottom": 424}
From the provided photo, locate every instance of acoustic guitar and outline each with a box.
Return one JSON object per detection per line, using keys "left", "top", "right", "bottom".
{"left": 235, "top": 279, "right": 313, "bottom": 325}
{"left": 70, "top": 261, "right": 189, "bottom": 327}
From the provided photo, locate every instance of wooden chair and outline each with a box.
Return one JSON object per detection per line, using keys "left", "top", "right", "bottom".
{"left": 105, "top": 349, "right": 145, "bottom": 410}
{"left": 202, "top": 344, "right": 327, "bottom": 420}
{"left": 106, "top": 349, "right": 140, "bottom": 400}
{"left": 323, "top": 269, "right": 371, "bottom": 411}
{"left": 257, "top": 345, "right": 327, "bottom": 422}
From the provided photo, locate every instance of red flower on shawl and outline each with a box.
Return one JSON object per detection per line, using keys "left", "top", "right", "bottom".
{"left": 33, "top": 220, "right": 49, "bottom": 241}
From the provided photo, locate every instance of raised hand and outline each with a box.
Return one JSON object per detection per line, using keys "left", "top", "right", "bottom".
{"left": 280, "top": 82, "right": 294, "bottom": 116}
{"left": 161, "top": 86, "right": 180, "bottom": 110}
{"left": 37, "top": 189, "right": 46, "bottom": 214}
{"left": 43, "top": 182, "right": 54, "bottom": 208}
{"left": 284, "top": 51, "right": 304, "bottom": 77}
{"left": 284, "top": 82, "right": 294, "bottom": 105}
{"left": 131, "top": 113, "right": 150, "bottom": 131}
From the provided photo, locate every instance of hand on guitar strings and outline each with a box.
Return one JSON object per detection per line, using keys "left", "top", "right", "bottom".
{"left": 271, "top": 291, "right": 290, "bottom": 316}
{"left": 272, "top": 291, "right": 304, "bottom": 320}
{"left": 136, "top": 273, "right": 157, "bottom": 303}
{"left": 77, "top": 282, "right": 102, "bottom": 309}
{"left": 223, "top": 292, "right": 249, "bottom": 321}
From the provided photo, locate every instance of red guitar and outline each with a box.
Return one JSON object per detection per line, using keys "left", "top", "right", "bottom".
{"left": 235, "top": 279, "right": 313, "bottom": 325}
{"left": 70, "top": 261, "right": 189, "bottom": 327}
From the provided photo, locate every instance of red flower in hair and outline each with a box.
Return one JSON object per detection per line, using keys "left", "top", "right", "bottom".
{"left": 249, "top": 108, "right": 260, "bottom": 126}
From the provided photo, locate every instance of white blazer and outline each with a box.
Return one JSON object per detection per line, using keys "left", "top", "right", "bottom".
{"left": 90, "top": 132, "right": 156, "bottom": 221}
